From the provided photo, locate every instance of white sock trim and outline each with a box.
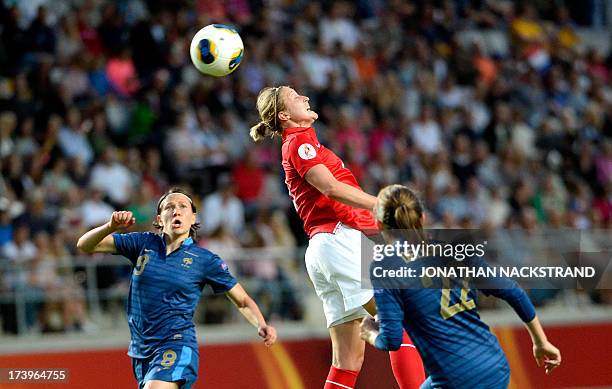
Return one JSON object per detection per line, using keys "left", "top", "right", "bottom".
{"left": 325, "top": 380, "right": 354, "bottom": 389}
{"left": 400, "top": 344, "right": 416, "bottom": 348}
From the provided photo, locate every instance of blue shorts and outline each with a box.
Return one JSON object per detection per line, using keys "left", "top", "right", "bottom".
{"left": 132, "top": 345, "right": 198, "bottom": 389}
{"left": 420, "top": 374, "right": 509, "bottom": 389}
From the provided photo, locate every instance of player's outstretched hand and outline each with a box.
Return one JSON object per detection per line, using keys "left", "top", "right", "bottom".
{"left": 110, "top": 211, "right": 136, "bottom": 230}
{"left": 533, "top": 341, "right": 561, "bottom": 374}
{"left": 258, "top": 324, "right": 277, "bottom": 347}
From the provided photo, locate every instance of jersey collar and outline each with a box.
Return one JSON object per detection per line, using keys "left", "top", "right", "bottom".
{"left": 181, "top": 237, "right": 194, "bottom": 246}
{"left": 282, "top": 127, "right": 315, "bottom": 142}
{"left": 160, "top": 235, "right": 194, "bottom": 253}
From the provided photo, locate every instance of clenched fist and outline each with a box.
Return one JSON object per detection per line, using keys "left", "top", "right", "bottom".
{"left": 110, "top": 211, "right": 136, "bottom": 230}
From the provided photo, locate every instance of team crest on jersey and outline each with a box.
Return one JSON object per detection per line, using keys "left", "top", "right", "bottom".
{"left": 182, "top": 258, "right": 193, "bottom": 268}
{"left": 298, "top": 143, "right": 317, "bottom": 160}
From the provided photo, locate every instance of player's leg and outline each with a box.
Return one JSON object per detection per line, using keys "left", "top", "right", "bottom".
{"left": 329, "top": 318, "right": 366, "bottom": 370}
{"left": 388, "top": 331, "right": 426, "bottom": 389}
{"left": 143, "top": 381, "right": 179, "bottom": 389}
{"left": 305, "top": 229, "right": 370, "bottom": 389}
{"left": 324, "top": 319, "right": 365, "bottom": 389}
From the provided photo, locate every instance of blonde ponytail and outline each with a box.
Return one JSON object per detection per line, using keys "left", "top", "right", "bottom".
{"left": 250, "top": 86, "right": 287, "bottom": 142}
{"left": 249, "top": 121, "right": 268, "bottom": 142}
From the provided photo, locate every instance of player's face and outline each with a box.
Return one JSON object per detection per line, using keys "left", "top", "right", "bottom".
{"left": 157, "top": 193, "right": 196, "bottom": 238}
{"left": 280, "top": 87, "right": 318, "bottom": 126}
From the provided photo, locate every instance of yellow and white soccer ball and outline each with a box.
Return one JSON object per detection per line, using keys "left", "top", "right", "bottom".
{"left": 189, "top": 24, "right": 244, "bottom": 77}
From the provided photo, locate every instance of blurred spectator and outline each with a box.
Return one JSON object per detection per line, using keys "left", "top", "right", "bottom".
{"left": 411, "top": 105, "right": 443, "bottom": 155}
{"left": 1, "top": 224, "right": 39, "bottom": 333}
{"left": 232, "top": 148, "right": 264, "bottom": 208}
{"left": 42, "top": 158, "right": 74, "bottom": 203}
{"left": 1, "top": 224, "right": 37, "bottom": 264}
{"left": 368, "top": 151, "right": 399, "bottom": 188}
{"left": 200, "top": 225, "right": 241, "bottom": 263}
{"left": 26, "top": 6, "right": 56, "bottom": 55}
{"left": 0, "top": 200, "right": 12, "bottom": 247}
{"left": 126, "top": 184, "right": 156, "bottom": 230}
{"left": 596, "top": 141, "right": 612, "bottom": 186}
{"left": 201, "top": 174, "right": 245, "bottom": 236}
{"left": 14, "top": 118, "right": 38, "bottom": 157}
{"left": 31, "top": 231, "right": 89, "bottom": 333}
{"left": 368, "top": 117, "right": 398, "bottom": 161}
{"left": 14, "top": 190, "right": 56, "bottom": 235}
{"left": 57, "top": 108, "right": 94, "bottom": 166}
{"left": 593, "top": 184, "right": 612, "bottom": 225}
{"left": 58, "top": 186, "right": 86, "bottom": 243}
{"left": 438, "top": 178, "right": 469, "bottom": 221}
{"left": 487, "top": 188, "right": 511, "bottom": 228}
{"left": 89, "top": 147, "right": 133, "bottom": 208}
{"left": 0, "top": 112, "right": 17, "bottom": 159}
{"left": 332, "top": 106, "right": 368, "bottom": 163}
{"left": 319, "top": 1, "right": 360, "bottom": 52}
{"left": 79, "top": 188, "right": 114, "bottom": 229}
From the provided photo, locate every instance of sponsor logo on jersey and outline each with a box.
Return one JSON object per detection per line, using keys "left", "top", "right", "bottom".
{"left": 298, "top": 143, "right": 317, "bottom": 160}
{"left": 182, "top": 258, "right": 193, "bottom": 268}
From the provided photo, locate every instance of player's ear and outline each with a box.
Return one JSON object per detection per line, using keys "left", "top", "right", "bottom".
{"left": 278, "top": 110, "right": 290, "bottom": 122}
{"left": 155, "top": 214, "right": 163, "bottom": 227}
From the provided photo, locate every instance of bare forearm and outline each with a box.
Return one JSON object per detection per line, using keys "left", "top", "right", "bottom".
{"left": 525, "top": 316, "right": 547, "bottom": 346}
{"left": 305, "top": 164, "right": 377, "bottom": 210}
{"left": 76, "top": 222, "right": 116, "bottom": 253}
{"left": 327, "top": 181, "right": 377, "bottom": 210}
{"left": 234, "top": 296, "right": 267, "bottom": 328}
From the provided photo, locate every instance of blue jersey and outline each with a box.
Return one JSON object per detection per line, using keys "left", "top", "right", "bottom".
{"left": 113, "top": 232, "right": 237, "bottom": 358}
{"left": 372, "top": 255, "right": 535, "bottom": 389}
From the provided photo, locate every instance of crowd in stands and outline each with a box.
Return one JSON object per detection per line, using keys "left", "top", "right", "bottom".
{"left": 0, "top": 0, "right": 611, "bottom": 334}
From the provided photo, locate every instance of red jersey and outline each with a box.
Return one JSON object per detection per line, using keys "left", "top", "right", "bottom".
{"left": 281, "top": 127, "right": 377, "bottom": 238}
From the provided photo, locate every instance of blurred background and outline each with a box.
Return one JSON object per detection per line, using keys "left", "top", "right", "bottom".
{"left": 0, "top": 0, "right": 611, "bottom": 388}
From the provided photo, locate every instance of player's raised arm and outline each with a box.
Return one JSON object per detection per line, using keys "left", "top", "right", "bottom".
{"left": 76, "top": 211, "right": 135, "bottom": 253}
{"left": 226, "top": 283, "right": 277, "bottom": 347}
{"left": 305, "top": 164, "right": 377, "bottom": 210}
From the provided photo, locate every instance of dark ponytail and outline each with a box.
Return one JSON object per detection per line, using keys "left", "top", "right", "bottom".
{"left": 375, "top": 184, "right": 425, "bottom": 240}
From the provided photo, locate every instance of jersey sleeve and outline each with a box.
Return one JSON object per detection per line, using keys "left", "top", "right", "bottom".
{"left": 473, "top": 257, "right": 536, "bottom": 323}
{"left": 373, "top": 288, "right": 405, "bottom": 351}
{"left": 204, "top": 254, "right": 238, "bottom": 294}
{"left": 287, "top": 134, "right": 325, "bottom": 177}
{"left": 112, "top": 232, "right": 148, "bottom": 265}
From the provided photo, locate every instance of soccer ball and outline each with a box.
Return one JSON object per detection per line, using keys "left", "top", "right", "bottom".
{"left": 189, "top": 24, "right": 244, "bottom": 77}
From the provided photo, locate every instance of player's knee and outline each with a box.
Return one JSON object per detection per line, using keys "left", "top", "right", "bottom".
{"left": 333, "top": 348, "right": 365, "bottom": 371}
